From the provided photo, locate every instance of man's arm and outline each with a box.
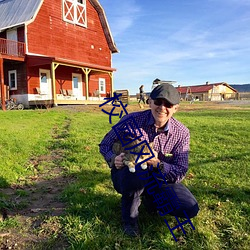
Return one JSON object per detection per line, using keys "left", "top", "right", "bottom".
{"left": 148, "top": 130, "right": 190, "bottom": 183}
{"left": 99, "top": 129, "right": 117, "bottom": 168}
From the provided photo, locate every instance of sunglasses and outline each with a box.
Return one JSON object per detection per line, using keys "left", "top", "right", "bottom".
{"left": 153, "top": 99, "right": 173, "bottom": 108}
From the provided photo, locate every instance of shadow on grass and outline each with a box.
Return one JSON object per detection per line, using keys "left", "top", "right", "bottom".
{"left": 185, "top": 181, "right": 250, "bottom": 250}
{"left": 62, "top": 168, "right": 211, "bottom": 249}
{"left": 0, "top": 171, "right": 78, "bottom": 249}
{"left": 188, "top": 181, "right": 250, "bottom": 208}
{"left": 190, "top": 151, "right": 249, "bottom": 167}
{"left": 0, "top": 177, "right": 9, "bottom": 189}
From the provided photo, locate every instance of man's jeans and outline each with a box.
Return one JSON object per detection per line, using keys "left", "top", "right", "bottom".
{"left": 111, "top": 166, "right": 199, "bottom": 225}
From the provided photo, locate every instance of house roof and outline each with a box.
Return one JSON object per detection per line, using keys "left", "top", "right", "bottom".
{"left": 0, "top": 0, "right": 118, "bottom": 53}
{"left": 176, "top": 82, "right": 237, "bottom": 94}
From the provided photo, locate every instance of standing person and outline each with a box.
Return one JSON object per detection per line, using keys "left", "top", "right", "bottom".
{"left": 151, "top": 78, "right": 161, "bottom": 90}
{"left": 99, "top": 84, "right": 199, "bottom": 237}
{"left": 138, "top": 84, "right": 145, "bottom": 104}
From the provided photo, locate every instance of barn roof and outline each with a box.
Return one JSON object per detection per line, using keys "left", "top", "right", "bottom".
{"left": 0, "top": 0, "right": 42, "bottom": 31}
{"left": 177, "top": 82, "right": 237, "bottom": 94}
{"left": 89, "top": 0, "right": 118, "bottom": 53}
{"left": 0, "top": 0, "right": 118, "bottom": 53}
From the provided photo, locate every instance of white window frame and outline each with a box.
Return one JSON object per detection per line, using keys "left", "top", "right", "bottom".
{"left": 62, "top": 0, "right": 87, "bottom": 27}
{"left": 8, "top": 70, "right": 17, "bottom": 90}
{"left": 99, "top": 78, "right": 106, "bottom": 94}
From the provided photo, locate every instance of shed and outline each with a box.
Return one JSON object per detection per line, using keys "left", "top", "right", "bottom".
{"left": 177, "top": 82, "right": 238, "bottom": 101}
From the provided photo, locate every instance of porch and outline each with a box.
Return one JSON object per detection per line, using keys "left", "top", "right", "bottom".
{"left": 0, "top": 38, "right": 25, "bottom": 58}
{"left": 0, "top": 38, "right": 26, "bottom": 110}
{"left": 28, "top": 98, "right": 105, "bottom": 107}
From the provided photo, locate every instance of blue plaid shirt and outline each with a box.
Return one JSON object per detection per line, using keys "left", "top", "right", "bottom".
{"left": 99, "top": 109, "right": 190, "bottom": 183}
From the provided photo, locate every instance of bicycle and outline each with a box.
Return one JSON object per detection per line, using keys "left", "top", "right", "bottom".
{"left": 5, "top": 98, "right": 24, "bottom": 110}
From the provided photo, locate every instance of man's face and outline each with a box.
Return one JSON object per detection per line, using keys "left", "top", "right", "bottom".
{"left": 149, "top": 98, "right": 179, "bottom": 126}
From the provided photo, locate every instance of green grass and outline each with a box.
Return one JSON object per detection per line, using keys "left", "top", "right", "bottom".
{"left": 0, "top": 110, "right": 68, "bottom": 186}
{"left": 0, "top": 106, "right": 249, "bottom": 249}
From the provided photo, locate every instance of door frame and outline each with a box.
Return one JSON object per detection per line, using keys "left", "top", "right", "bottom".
{"left": 39, "top": 69, "right": 52, "bottom": 99}
{"left": 72, "top": 73, "right": 83, "bottom": 98}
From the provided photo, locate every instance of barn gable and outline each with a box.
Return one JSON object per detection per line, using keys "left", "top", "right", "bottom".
{"left": 0, "top": 0, "right": 118, "bottom": 53}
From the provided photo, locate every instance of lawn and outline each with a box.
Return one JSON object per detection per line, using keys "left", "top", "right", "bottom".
{"left": 0, "top": 103, "right": 249, "bottom": 249}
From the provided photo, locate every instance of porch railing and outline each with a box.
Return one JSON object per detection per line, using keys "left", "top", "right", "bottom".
{"left": 0, "top": 38, "right": 25, "bottom": 57}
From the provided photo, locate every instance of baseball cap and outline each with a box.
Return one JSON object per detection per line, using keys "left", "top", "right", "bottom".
{"left": 150, "top": 83, "right": 180, "bottom": 105}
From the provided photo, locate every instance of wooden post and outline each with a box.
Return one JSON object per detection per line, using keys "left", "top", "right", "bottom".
{"left": 82, "top": 68, "right": 91, "bottom": 100}
{"left": 109, "top": 72, "right": 114, "bottom": 97}
{"left": 0, "top": 58, "right": 5, "bottom": 111}
{"left": 51, "top": 62, "right": 59, "bottom": 106}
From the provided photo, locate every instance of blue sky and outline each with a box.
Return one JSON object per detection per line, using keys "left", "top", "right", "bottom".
{"left": 99, "top": 0, "right": 250, "bottom": 94}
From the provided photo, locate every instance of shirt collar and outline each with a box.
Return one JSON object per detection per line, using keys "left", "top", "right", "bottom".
{"left": 148, "top": 111, "right": 155, "bottom": 126}
{"left": 147, "top": 111, "right": 171, "bottom": 133}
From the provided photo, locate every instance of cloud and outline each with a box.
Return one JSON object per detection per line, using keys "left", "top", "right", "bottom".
{"left": 101, "top": 0, "right": 250, "bottom": 92}
{"left": 102, "top": 0, "right": 141, "bottom": 37}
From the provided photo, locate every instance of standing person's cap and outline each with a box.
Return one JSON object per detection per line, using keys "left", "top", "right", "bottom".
{"left": 150, "top": 84, "right": 180, "bottom": 105}
{"left": 153, "top": 78, "right": 161, "bottom": 84}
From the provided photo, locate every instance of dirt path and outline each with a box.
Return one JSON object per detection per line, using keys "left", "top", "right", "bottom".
{"left": 0, "top": 118, "right": 74, "bottom": 249}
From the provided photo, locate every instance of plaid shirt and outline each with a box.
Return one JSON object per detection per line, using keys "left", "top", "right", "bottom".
{"left": 99, "top": 109, "right": 190, "bottom": 183}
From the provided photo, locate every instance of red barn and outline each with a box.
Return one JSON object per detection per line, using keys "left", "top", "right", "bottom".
{"left": 0, "top": 0, "right": 118, "bottom": 109}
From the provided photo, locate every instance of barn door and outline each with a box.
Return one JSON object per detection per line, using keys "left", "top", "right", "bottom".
{"left": 72, "top": 73, "right": 82, "bottom": 98}
{"left": 63, "top": 0, "right": 87, "bottom": 27}
{"left": 39, "top": 69, "right": 52, "bottom": 99}
{"left": 6, "top": 29, "right": 18, "bottom": 55}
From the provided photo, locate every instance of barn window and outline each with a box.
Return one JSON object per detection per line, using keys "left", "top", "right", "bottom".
{"left": 99, "top": 78, "right": 106, "bottom": 94}
{"left": 8, "top": 70, "right": 17, "bottom": 90}
{"left": 63, "top": 0, "right": 87, "bottom": 27}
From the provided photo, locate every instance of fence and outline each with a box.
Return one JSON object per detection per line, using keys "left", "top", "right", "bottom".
{"left": 182, "top": 92, "right": 250, "bottom": 101}
{"left": 238, "top": 92, "right": 250, "bottom": 100}
{"left": 114, "top": 89, "right": 129, "bottom": 104}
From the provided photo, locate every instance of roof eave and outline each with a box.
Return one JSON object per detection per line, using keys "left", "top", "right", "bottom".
{"left": 0, "top": 22, "right": 26, "bottom": 33}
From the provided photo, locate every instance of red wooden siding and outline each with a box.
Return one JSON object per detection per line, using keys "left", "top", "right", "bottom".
{"left": 0, "top": 31, "right": 6, "bottom": 39}
{"left": 4, "top": 62, "right": 27, "bottom": 95}
{"left": 26, "top": 65, "right": 49, "bottom": 94}
{"left": 26, "top": 0, "right": 111, "bottom": 67}
{"left": 89, "top": 74, "right": 111, "bottom": 97}
{"left": 55, "top": 66, "right": 86, "bottom": 96}
{"left": 17, "top": 27, "right": 25, "bottom": 43}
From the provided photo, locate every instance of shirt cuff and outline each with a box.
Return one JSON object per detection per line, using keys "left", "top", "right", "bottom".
{"left": 107, "top": 154, "right": 116, "bottom": 168}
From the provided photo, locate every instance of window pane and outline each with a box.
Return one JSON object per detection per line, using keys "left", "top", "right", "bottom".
{"left": 100, "top": 84, "right": 104, "bottom": 92}
{"left": 10, "top": 73, "right": 15, "bottom": 89}
{"left": 73, "top": 77, "right": 78, "bottom": 88}
{"left": 9, "top": 71, "right": 17, "bottom": 90}
{"left": 41, "top": 73, "right": 47, "bottom": 83}
{"left": 99, "top": 78, "right": 106, "bottom": 94}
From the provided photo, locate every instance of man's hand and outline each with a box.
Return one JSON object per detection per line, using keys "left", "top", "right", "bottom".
{"left": 114, "top": 153, "right": 125, "bottom": 169}
{"left": 147, "top": 149, "right": 160, "bottom": 168}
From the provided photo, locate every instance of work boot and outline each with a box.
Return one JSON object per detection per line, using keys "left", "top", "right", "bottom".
{"left": 123, "top": 222, "right": 140, "bottom": 237}
{"left": 142, "top": 196, "right": 158, "bottom": 215}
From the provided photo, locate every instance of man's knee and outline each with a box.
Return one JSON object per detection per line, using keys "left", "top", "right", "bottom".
{"left": 184, "top": 203, "right": 199, "bottom": 218}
